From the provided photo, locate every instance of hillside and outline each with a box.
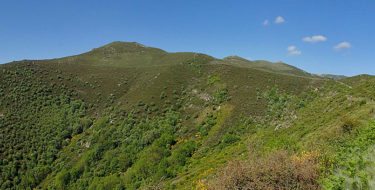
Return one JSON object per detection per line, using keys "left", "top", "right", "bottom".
{"left": 221, "top": 56, "right": 313, "bottom": 78}
{"left": 0, "top": 42, "right": 374, "bottom": 190}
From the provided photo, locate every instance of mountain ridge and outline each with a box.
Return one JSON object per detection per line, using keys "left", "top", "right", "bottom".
{"left": 3, "top": 41, "right": 369, "bottom": 78}
{"left": 4, "top": 42, "right": 316, "bottom": 78}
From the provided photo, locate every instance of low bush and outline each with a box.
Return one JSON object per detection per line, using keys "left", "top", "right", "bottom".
{"left": 341, "top": 116, "right": 360, "bottom": 134}
{"left": 209, "top": 150, "right": 320, "bottom": 190}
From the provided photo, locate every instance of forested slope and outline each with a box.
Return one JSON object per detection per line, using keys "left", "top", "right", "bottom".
{"left": 0, "top": 42, "right": 374, "bottom": 189}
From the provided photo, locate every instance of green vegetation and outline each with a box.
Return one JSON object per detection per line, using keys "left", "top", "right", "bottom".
{"left": 322, "top": 121, "right": 375, "bottom": 189}
{"left": 1, "top": 42, "right": 374, "bottom": 189}
{"left": 0, "top": 65, "right": 88, "bottom": 189}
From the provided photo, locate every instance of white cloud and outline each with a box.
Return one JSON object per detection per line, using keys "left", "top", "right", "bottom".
{"left": 275, "top": 16, "right": 285, "bottom": 24}
{"left": 287, "top": 45, "right": 301, "bottom": 56}
{"left": 263, "top": 19, "right": 269, "bottom": 26}
{"left": 334, "top": 41, "right": 351, "bottom": 50}
{"left": 302, "top": 35, "right": 327, "bottom": 43}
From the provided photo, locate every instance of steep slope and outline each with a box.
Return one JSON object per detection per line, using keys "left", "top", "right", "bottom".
{"left": 0, "top": 42, "right": 374, "bottom": 190}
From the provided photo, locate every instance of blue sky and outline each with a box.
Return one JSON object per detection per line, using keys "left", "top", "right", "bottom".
{"left": 0, "top": 0, "right": 374, "bottom": 76}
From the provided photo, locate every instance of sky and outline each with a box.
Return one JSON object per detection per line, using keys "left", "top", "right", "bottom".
{"left": 0, "top": 0, "right": 374, "bottom": 76}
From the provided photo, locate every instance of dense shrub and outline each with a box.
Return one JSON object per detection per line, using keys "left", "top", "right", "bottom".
{"left": 221, "top": 133, "right": 240, "bottom": 145}
{"left": 341, "top": 116, "right": 360, "bottom": 133}
{"left": 0, "top": 65, "right": 88, "bottom": 189}
{"left": 209, "top": 150, "right": 320, "bottom": 190}
{"left": 213, "top": 88, "right": 230, "bottom": 105}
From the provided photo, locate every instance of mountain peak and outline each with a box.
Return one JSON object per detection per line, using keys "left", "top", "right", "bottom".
{"left": 102, "top": 41, "right": 146, "bottom": 48}
{"left": 94, "top": 41, "right": 149, "bottom": 51}
{"left": 87, "top": 41, "right": 167, "bottom": 57}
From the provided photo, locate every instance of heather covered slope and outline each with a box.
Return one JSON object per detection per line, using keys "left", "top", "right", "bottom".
{"left": 221, "top": 55, "right": 313, "bottom": 78}
{"left": 0, "top": 42, "right": 374, "bottom": 189}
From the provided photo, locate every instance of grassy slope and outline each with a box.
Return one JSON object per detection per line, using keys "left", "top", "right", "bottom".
{"left": 168, "top": 76, "right": 375, "bottom": 189}
{"left": 1, "top": 42, "right": 374, "bottom": 189}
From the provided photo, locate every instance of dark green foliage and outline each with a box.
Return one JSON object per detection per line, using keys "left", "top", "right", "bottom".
{"left": 55, "top": 169, "right": 71, "bottom": 189}
{"left": 213, "top": 88, "right": 230, "bottom": 105}
{"left": 198, "top": 114, "right": 217, "bottom": 136}
{"left": 42, "top": 109, "right": 189, "bottom": 189}
{"left": 0, "top": 65, "right": 87, "bottom": 189}
{"left": 221, "top": 133, "right": 240, "bottom": 145}
{"left": 166, "top": 141, "right": 197, "bottom": 176}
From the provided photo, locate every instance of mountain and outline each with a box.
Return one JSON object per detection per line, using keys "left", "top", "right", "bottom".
{"left": 0, "top": 42, "right": 374, "bottom": 190}
{"left": 221, "top": 55, "right": 313, "bottom": 77}
{"left": 320, "top": 74, "right": 347, "bottom": 80}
